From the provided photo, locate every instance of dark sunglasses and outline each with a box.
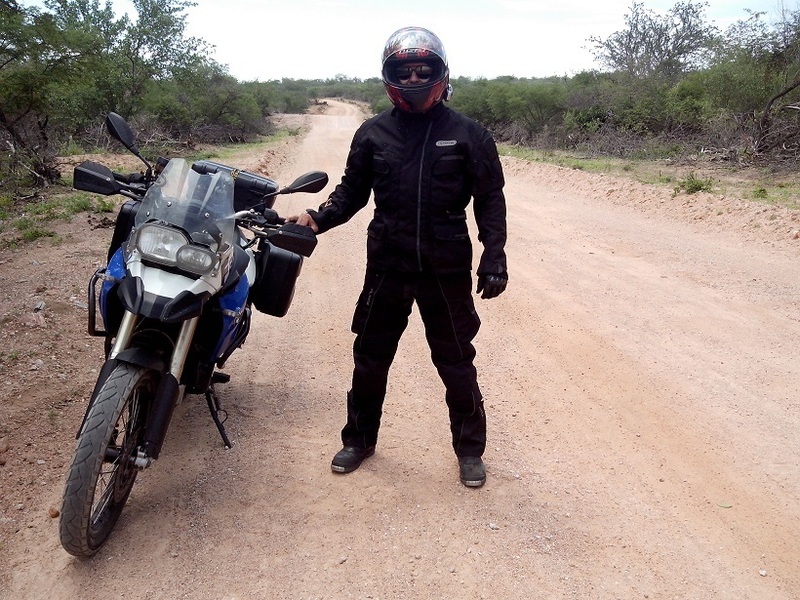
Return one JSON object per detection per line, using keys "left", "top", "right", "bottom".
{"left": 396, "top": 64, "right": 433, "bottom": 80}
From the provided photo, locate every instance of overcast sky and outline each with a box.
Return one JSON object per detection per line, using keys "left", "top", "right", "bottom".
{"left": 30, "top": 0, "right": 795, "bottom": 80}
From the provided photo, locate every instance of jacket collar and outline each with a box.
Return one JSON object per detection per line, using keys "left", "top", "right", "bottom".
{"left": 392, "top": 101, "right": 447, "bottom": 123}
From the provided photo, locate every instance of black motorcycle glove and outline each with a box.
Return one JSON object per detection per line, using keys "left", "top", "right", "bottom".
{"left": 476, "top": 273, "right": 508, "bottom": 299}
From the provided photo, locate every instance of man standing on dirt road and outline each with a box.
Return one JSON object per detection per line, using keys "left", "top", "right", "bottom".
{"left": 289, "top": 26, "right": 508, "bottom": 488}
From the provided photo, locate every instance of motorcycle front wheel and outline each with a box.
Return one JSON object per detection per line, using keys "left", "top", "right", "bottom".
{"left": 59, "top": 363, "right": 156, "bottom": 557}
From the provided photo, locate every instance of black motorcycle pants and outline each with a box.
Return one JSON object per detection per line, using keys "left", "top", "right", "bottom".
{"left": 341, "top": 269, "right": 486, "bottom": 457}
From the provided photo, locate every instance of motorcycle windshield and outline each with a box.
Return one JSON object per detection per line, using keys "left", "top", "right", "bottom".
{"left": 134, "top": 158, "right": 236, "bottom": 250}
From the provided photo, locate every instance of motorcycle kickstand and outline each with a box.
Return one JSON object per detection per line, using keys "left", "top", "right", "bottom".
{"left": 206, "top": 372, "right": 232, "bottom": 448}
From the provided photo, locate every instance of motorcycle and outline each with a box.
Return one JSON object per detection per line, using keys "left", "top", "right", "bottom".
{"left": 59, "top": 113, "right": 328, "bottom": 557}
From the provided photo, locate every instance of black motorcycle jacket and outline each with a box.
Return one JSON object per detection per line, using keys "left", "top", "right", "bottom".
{"left": 310, "top": 103, "right": 507, "bottom": 276}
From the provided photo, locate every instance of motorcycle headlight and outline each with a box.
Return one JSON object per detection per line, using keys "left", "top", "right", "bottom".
{"left": 176, "top": 245, "right": 217, "bottom": 275}
{"left": 136, "top": 224, "right": 188, "bottom": 267}
{"left": 136, "top": 224, "right": 217, "bottom": 275}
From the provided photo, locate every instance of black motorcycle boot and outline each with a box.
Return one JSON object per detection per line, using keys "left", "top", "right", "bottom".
{"left": 458, "top": 456, "right": 486, "bottom": 487}
{"left": 331, "top": 446, "right": 376, "bottom": 474}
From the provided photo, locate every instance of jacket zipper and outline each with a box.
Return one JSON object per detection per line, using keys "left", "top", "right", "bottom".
{"left": 416, "top": 122, "right": 433, "bottom": 271}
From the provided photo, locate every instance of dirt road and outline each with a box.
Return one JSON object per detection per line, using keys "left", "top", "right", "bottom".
{"left": 1, "top": 99, "right": 799, "bottom": 599}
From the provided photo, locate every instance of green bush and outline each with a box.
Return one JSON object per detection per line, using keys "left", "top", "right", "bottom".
{"left": 674, "top": 172, "right": 714, "bottom": 195}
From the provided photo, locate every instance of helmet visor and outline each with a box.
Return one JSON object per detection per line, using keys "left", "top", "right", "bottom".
{"left": 385, "top": 59, "right": 443, "bottom": 86}
{"left": 395, "top": 63, "right": 433, "bottom": 83}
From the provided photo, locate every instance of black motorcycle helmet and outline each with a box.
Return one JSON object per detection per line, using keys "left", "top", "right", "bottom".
{"left": 381, "top": 26, "right": 452, "bottom": 114}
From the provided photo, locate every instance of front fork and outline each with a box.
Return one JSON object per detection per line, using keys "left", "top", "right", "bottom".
{"left": 108, "top": 310, "right": 139, "bottom": 359}
{"left": 80, "top": 310, "right": 199, "bottom": 462}
{"left": 142, "top": 315, "right": 198, "bottom": 460}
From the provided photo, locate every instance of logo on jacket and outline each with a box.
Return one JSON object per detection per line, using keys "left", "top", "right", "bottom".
{"left": 436, "top": 140, "right": 457, "bottom": 147}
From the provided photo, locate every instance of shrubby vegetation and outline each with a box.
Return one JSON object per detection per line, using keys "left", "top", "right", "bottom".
{"left": 4, "top": 0, "right": 800, "bottom": 195}
{"left": 449, "top": 2, "right": 800, "bottom": 163}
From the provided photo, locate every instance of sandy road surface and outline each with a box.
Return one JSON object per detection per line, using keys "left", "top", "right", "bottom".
{"left": 1, "top": 99, "right": 799, "bottom": 599}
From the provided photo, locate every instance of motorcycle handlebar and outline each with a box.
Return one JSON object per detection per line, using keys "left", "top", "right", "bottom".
{"left": 234, "top": 208, "right": 286, "bottom": 227}
{"left": 112, "top": 172, "right": 146, "bottom": 185}
{"left": 234, "top": 211, "right": 317, "bottom": 256}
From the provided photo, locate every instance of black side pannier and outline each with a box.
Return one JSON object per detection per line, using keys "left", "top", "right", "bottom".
{"left": 250, "top": 242, "right": 303, "bottom": 317}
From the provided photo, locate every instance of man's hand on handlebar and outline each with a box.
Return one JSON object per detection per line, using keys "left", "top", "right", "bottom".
{"left": 286, "top": 211, "right": 320, "bottom": 233}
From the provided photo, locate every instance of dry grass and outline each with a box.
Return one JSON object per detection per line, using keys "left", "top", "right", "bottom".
{"left": 500, "top": 145, "right": 800, "bottom": 209}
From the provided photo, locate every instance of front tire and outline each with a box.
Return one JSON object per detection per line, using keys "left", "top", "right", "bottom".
{"left": 59, "top": 364, "right": 156, "bottom": 557}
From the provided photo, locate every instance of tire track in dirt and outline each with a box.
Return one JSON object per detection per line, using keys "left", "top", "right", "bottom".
{"left": 2, "top": 99, "right": 799, "bottom": 599}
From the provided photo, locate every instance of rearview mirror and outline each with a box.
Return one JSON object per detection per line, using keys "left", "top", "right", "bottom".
{"left": 105, "top": 112, "right": 151, "bottom": 172}
{"left": 281, "top": 171, "right": 329, "bottom": 195}
{"left": 105, "top": 113, "right": 137, "bottom": 152}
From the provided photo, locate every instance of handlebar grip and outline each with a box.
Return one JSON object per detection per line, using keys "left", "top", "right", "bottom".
{"left": 262, "top": 208, "right": 283, "bottom": 225}
{"left": 112, "top": 172, "right": 146, "bottom": 184}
